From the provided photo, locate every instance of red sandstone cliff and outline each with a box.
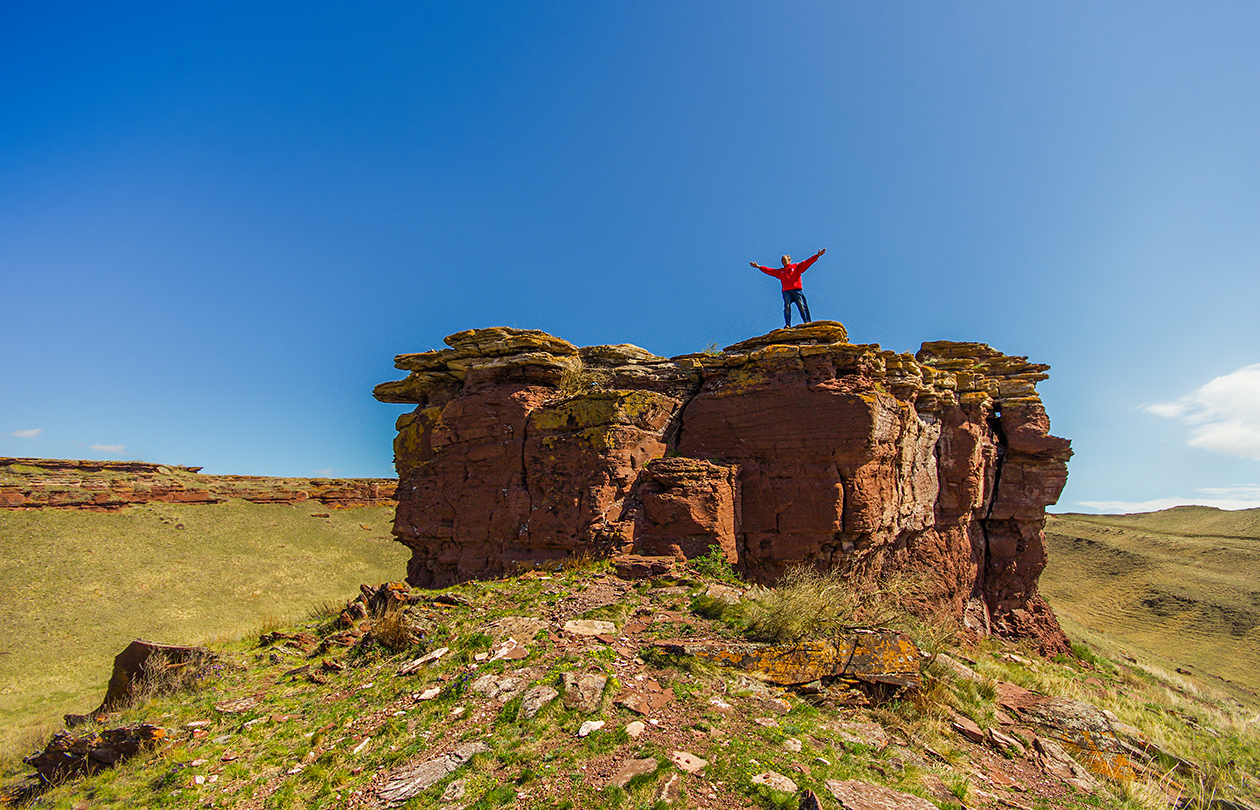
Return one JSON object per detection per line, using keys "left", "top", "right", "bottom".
{"left": 375, "top": 323, "right": 1072, "bottom": 651}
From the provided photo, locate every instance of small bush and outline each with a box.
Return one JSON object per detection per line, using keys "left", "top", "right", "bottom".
{"left": 689, "top": 544, "right": 741, "bottom": 584}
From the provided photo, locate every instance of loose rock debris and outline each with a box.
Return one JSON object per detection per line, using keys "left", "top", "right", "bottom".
{"left": 18, "top": 573, "right": 1251, "bottom": 809}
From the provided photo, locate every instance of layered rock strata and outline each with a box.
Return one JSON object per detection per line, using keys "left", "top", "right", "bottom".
{"left": 376, "top": 323, "right": 1072, "bottom": 650}
{"left": 0, "top": 458, "right": 396, "bottom": 511}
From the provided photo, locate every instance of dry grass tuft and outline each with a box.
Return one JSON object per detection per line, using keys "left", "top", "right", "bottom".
{"left": 363, "top": 610, "right": 423, "bottom": 654}
{"left": 555, "top": 365, "right": 612, "bottom": 398}
{"left": 743, "top": 565, "right": 959, "bottom": 650}
{"left": 136, "top": 649, "right": 218, "bottom": 702}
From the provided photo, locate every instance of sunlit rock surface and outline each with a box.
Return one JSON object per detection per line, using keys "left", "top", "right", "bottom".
{"left": 376, "top": 323, "right": 1072, "bottom": 651}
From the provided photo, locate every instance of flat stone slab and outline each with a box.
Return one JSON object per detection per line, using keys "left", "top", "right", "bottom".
{"left": 611, "top": 757, "right": 658, "bottom": 788}
{"left": 378, "top": 742, "right": 488, "bottom": 803}
{"left": 486, "top": 616, "right": 549, "bottom": 642}
{"left": 669, "top": 750, "right": 707, "bottom": 773}
{"left": 471, "top": 674, "right": 526, "bottom": 702}
{"left": 519, "top": 685, "right": 559, "bottom": 719}
{"left": 833, "top": 720, "right": 890, "bottom": 750}
{"left": 824, "top": 779, "right": 939, "bottom": 810}
{"left": 563, "top": 620, "right": 617, "bottom": 637}
{"left": 653, "top": 630, "right": 920, "bottom": 687}
{"left": 751, "top": 771, "right": 798, "bottom": 792}
{"left": 397, "top": 646, "right": 448, "bottom": 676}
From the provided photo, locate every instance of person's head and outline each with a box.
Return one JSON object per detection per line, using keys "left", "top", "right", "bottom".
{"left": 781, "top": 255, "right": 791, "bottom": 267}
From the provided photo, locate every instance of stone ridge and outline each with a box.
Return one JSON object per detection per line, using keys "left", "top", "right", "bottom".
{"left": 375, "top": 323, "right": 1073, "bottom": 652}
{"left": 0, "top": 458, "right": 396, "bottom": 511}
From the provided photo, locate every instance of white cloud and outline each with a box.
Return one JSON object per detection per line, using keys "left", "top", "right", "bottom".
{"left": 90, "top": 444, "right": 127, "bottom": 455}
{"left": 1077, "top": 485, "right": 1260, "bottom": 513}
{"left": 11, "top": 428, "right": 42, "bottom": 438}
{"left": 1145, "top": 364, "right": 1260, "bottom": 460}
{"left": 311, "top": 467, "right": 336, "bottom": 477}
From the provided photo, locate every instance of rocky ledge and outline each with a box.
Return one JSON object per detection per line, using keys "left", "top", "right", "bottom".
{"left": 0, "top": 458, "right": 396, "bottom": 511}
{"left": 375, "top": 323, "right": 1072, "bottom": 652}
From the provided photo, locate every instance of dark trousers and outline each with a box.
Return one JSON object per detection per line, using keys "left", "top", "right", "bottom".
{"left": 782, "top": 289, "right": 811, "bottom": 326}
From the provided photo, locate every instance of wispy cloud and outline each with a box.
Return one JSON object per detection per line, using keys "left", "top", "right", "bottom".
{"left": 311, "top": 467, "right": 336, "bottom": 477}
{"left": 11, "top": 428, "right": 42, "bottom": 438}
{"left": 1146, "top": 364, "right": 1260, "bottom": 460}
{"left": 90, "top": 444, "right": 127, "bottom": 455}
{"left": 1077, "top": 485, "right": 1260, "bottom": 513}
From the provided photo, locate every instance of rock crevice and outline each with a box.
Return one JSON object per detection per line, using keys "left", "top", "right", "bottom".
{"left": 376, "top": 323, "right": 1072, "bottom": 650}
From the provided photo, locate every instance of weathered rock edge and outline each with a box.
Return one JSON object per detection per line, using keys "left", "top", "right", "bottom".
{"left": 375, "top": 323, "right": 1072, "bottom": 652}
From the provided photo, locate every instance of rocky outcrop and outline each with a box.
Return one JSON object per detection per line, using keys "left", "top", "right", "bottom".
{"left": 0, "top": 458, "right": 396, "bottom": 511}
{"left": 22, "top": 724, "right": 167, "bottom": 786}
{"left": 376, "top": 323, "right": 1072, "bottom": 651}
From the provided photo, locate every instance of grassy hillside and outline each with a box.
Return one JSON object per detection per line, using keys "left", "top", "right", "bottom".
{"left": 0, "top": 501, "right": 408, "bottom": 753}
{"left": 1042, "top": 507, "right": 1260, "bottom": 700}
{"left": 3, "top": 562, "right": 1257, "bottom": 809}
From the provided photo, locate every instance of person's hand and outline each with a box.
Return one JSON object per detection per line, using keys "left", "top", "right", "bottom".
{"left": 818, "top": 248, "right": 826, "bottom": 255}
{"left": 749, "top": 261, "right": 758, "bottom": 267}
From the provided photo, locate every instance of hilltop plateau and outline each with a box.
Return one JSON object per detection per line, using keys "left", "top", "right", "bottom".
{"left": 4, "top": 326, "right": 1258, "bottom": 809}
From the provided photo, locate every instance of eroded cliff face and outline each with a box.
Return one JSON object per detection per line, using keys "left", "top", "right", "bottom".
{"left": 375, "top": 323, "right": 1072, "bottom": 651}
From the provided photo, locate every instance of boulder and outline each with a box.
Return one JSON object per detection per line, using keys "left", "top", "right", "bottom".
{"left": 97, "top": 640, "right": 216, "bottom": 713}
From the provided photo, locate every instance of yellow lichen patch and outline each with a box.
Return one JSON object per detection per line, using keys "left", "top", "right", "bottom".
{"left": 393, "top": 406, "right": 443, "bottom": 475}
{"left": 657, "top": 631, "right": 921, "bottom": 687}
{"left": 372, "top": 372, "right": 459, "bottom": 404}
{"left": 529, "top": 391, "right": 679, "bottom": 432}
{"left": 1059, "top": 736, "right": 1137, "bottom": 783}
{"left": 394, "top": 347, "right": 464, "bottom": 372}
{"left": 958, "top": 391, "right": 993, "bottom": 407}
{"left": 723, "top": 320, "right": 849, "bottom": 352}
{"left": 443, "top": 326, "right": 579, "bottom": 357}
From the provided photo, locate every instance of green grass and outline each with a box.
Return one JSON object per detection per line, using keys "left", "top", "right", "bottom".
{"left": 1042, "top": 509, "right": 1260, "bottom": 699}
{"left": 4, "top": 556, "right": 1259, "bottom": 809}
{"left": 0, "top": 500, "right": 408, "bottom": 753}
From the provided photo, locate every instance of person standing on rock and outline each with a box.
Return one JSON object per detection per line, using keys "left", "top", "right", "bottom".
{"left": 750, "top": 248, "right": 826, "bottom": 328}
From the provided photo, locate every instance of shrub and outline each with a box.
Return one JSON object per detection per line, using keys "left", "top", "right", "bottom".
{"left": 689, "top": 544, "right": 741, "bottom": 584}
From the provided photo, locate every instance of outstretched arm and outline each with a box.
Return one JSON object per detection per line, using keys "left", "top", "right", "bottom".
{"left": 750, "top": 261, "right": 778, "bottom": 278}
{"left": 796, "top": 248, "right": 826, "bottom": 273}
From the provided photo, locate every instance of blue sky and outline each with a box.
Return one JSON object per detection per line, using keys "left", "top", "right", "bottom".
{"left": 3, "top": 1, "right": 1259, "bottom": 512}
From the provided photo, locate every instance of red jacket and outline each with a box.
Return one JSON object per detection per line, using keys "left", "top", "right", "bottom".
{"left": 753, "top": 251, "right": 822, "bottom": 291}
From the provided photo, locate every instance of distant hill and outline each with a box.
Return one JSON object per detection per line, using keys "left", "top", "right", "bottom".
{"left": 1042, "top": 507, "right": 1260, "bottom": 701}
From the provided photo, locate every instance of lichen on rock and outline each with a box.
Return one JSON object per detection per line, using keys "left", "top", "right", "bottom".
{"left": 376, "top": 321, "right": 1073, "bottom": 652}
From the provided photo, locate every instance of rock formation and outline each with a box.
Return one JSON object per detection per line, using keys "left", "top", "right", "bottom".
{"left": 375, "top": 323, "right": 1072, "bottom": 651}
{"left": 0, "top": 458, "right": 396, "bottom": 511}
